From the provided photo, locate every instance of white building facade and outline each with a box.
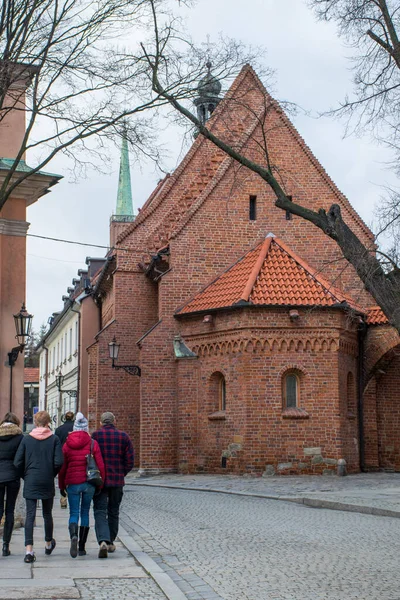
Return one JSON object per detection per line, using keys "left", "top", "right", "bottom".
{"left": 38, "top": 303, "right": 80, "bottom": 428}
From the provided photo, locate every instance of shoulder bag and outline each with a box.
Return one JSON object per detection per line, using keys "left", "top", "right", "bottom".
{"left": 86, "top": 439, "right": 103, "bottom": 487}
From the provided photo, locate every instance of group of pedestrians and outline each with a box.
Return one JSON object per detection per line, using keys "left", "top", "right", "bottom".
{"left": 0, "top": 409, "right": 134, "bottom": 563}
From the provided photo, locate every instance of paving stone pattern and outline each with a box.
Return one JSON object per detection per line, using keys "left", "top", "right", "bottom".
{"left": 0, "top": 498, "right": 166, "bottom": 600}
{"left": 122, "top": 486, "right": 400, "bottom": 600}
{"left": 126, "top": 472, "right": 400, "bottom": 513}
{"left": 122, "top": 513, "right": 223, "bottom": 600}
{"left": 77, "top": 579, "right": 166, "bottom": 600}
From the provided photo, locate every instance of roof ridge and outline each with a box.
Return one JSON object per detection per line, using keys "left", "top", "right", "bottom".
{"left": 240, "top": 237, "right": 272, "bottom": 301}
{"left": 175, "top": 239, "right": 263, "bottom": 315}
{"left": 274, "top": 108, "right": 373, "bottom": 240}
{"left": 272, "top": 237, "right": 359, "bottom": 307}
{"left": 138, "top": 174, "right": 170, "bottom": 214}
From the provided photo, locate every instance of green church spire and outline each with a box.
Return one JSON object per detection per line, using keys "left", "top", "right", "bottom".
{"left": 116, "top": 132, "right": 134, "bottom": 218}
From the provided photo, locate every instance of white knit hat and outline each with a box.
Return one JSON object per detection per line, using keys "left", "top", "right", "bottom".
{"left": 73, "top": 412, "right": 89, "bottom": 432}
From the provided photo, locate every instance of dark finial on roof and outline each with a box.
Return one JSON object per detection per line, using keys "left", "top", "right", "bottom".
{"left": 194, "top": 60, "right": 222, "bottom": 127}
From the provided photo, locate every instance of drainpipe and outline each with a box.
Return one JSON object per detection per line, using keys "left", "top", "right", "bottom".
{"left": 9, "top": 363, "right": 13, "bottom": 413}
{"left": 357, "top": 320, "right": 367, "bottom": 472}
{"left": 43, "top": 344, "right": 49, "bottom": 411}
{"left": 70, "top": 302, "right": 81, "bottom": 412}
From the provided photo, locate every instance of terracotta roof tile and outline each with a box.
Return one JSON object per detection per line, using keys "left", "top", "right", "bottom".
{"left": 177, "top": 235, "right": 360, "bottom": 315}
{"left": 24, "top": 368, "right": 39, "bottom": 383}
{"left": 366, "top": 306, "right": 388, "bottom": 325}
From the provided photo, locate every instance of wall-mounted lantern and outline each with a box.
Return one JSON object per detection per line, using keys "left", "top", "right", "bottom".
{"left": 56, "top": 371, "right": 77, "bottom": 397}
{"left": 8, "top": 303, "right": 33, "bottom": 367}
{"left": 108, "top": 336, "right": 141, "bottom": 376}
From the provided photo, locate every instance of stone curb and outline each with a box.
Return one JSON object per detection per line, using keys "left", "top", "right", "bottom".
{"left": 291, "top": 497, "right": 400, "bottom": 519}
{"left": 118, "top": 524, "right": 189, "bottom": 600}
{"left": 126, "top": 482, "right": 400, "bottom": 519}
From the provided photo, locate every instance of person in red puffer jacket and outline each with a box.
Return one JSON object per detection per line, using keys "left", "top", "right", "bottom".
{"left": 58, "top": 412, "right": 105, "bottom": 558}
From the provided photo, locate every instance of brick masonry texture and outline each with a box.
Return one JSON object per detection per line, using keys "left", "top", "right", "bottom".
{"left": 87, "top": 64, "right": 400, "bottom": 475}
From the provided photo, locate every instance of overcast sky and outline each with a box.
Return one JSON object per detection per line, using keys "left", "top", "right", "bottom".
{"left": 26, "top": 0, "right": 397, "bottom": 330}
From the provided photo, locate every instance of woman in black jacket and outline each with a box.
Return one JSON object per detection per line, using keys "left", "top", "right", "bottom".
{"left": 0, "top": 412, "right": 23, "bottom": 557}
{"left": 14, "top": 410, "right": 63, "bottom": 563}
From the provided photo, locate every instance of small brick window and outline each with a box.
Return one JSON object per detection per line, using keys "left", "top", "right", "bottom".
{"left": 208, "top": 372, "right": 227, "bottom": 418}
{"left": 219, "top": 377, "right": 226, "bottom": 411}
{"left": 249, "top": 195, "right": 257, "bottom": 221}
{"left": 283, "top": 371, "right": 299, "bottom": 408}
{"left": 347, "top": 371, "right": 356, "bottom": 418}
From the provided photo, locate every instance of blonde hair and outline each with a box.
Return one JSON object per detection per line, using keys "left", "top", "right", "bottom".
{"left": 34, "top": 410, "right": 51, "bottom": 428}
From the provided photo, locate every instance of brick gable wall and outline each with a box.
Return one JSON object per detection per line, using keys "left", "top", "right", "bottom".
{"left": 89, "top": 65, "right": 395, "bottom": 475}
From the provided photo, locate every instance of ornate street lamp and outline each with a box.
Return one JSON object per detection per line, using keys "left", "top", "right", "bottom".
{"left": 108, "top": 336, "right": 141, "bottom": 376}
{"left": 8, "top": 302, "right": 33, "bottom": 412}
{"left": 14, "top": 303, "right": 33, "bottom": 346}
{"left": 8, "top": 303, "right": 33, "bottom": 367}
{"left": 56, "top": 370, "right": 77, "bottom": 397}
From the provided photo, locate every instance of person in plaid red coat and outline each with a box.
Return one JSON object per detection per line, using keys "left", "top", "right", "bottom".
{"left": 91, "top": 412, "right": 134, "bottom": 558}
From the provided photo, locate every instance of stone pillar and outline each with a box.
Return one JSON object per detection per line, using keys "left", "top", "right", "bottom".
{"left": 0, "top": 62, "right": 61, "bottom": 420}
{"left": 0, "top": 198, "right": 29, "bottom": 419}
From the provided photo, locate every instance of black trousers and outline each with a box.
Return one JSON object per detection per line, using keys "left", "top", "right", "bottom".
{"left": 25, "top": 497, "right": 54, "bottom": 546}
{"left": 0, "top": 479, "right": 20, "bottom": 544}
{"left": 93, "top": 486, "right": 123, "bottom": 544}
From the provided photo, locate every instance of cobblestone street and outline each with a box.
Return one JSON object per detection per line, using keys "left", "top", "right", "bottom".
{"left": 122, "top": 485, "right": 400, "bottom": 600}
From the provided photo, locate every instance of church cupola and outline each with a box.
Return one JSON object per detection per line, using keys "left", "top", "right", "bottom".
{"left": 194, "top": 61, "right": 222, "bottom": 125}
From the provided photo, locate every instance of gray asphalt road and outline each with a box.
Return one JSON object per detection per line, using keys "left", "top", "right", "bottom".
{"left": 121, "top": 486, "right": 400, "bottom": 600}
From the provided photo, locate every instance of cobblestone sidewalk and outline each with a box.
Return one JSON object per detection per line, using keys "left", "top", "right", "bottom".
{"left": 126, "top": 471, "right": 400, "bottom": 517}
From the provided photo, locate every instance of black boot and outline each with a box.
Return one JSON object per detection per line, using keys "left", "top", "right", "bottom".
{"left": 68, "top": 523, "right": 78, "bottom": 558}
{"left": 78, "top": 526, "right": 89, "bottom": 556}
{"left": 2, "top": 543, "right": 10, "bottom": 557}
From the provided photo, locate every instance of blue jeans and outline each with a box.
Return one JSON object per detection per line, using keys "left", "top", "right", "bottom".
{"left": 67, "top": 482, "right": 95, "bottom": 527}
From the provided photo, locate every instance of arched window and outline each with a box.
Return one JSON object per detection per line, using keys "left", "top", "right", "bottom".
{"left": 219, "top": 377, "right": 226, "bottom": 411}
{"left": 209, "top": 371, "right": 226, "bottom": 413}
{"left": 347, "top": 371, "right": 356, "bottom": 418}
{"left": 282, "top": 371, "right": 300, "bottom": 408}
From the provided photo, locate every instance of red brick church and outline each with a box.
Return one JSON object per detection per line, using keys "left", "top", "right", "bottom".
{"left": 87, "top": 64, "right": 400, "bottom": 476}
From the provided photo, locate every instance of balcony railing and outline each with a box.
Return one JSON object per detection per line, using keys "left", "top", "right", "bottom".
{"left": 110, "top": 214, "right": 135, "bottom": 223}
